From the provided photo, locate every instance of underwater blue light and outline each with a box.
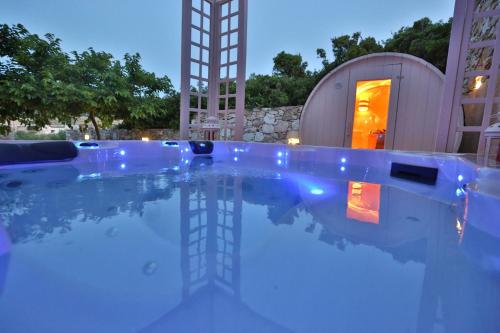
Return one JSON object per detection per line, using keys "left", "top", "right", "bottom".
{"left": 234, "top": 148, "right": 239, "bottom": 153}
{"left": 341, "top": 157, "right": 347, "bottom": 163}
{"left": 119, "top": 150, "right": 126, "bottom": 156}
{"left": 120, "top": 163, "right": 126, "bottom": 169}
{"left": 234, "top": 157, "right": 239, "bottom": 162}
{"left": 185, "top": 148, "right": 189, "bottom": 152}
{"left": 456, "top": 188, "right": 466, "bottom": 197}
{"left": 458, "top": 174, "right": 464, "bottom": 182}
{"left": 277, "top": 152, "right": 283, "bottom": 157}
{"left": 185, "top": 160, "right": 190, "bottom": 165}
{"left": 277, "top": 160, "right": 283, "bottom": 165}
{"left": 340, "top": 166, "right": 346, "bottom": 172}
{"left": 310, "top": 188, "right": 324, "bottom": 195}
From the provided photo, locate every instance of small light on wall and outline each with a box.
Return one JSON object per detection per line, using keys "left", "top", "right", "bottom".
{"left": 288, "top": 137, "right": 300, "bottom": 145}
{"left": 474, "top": 76, "right": 483, "bottom": 90}
{"left": 84, "top": 134, "right": 90, "bottom": 141}
{"left": 142, "top": 137, "right": 150, "bottom": 142}
{"left": 119, "top": 150, "right": 126, "bottom": 156}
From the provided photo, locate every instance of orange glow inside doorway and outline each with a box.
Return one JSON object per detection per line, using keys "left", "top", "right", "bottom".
{"left": 347, "top": 182, "right": 381, "bottom": 224}
{"left": 352, "top": 79, "right": 392, "bottom": 149}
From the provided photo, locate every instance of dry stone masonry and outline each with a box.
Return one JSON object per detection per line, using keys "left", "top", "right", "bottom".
{"left": 56, "top": 106, "right": 304, "bottom": 143}
{"left": 241, "top": 106, "right": 302, "bottom": 143}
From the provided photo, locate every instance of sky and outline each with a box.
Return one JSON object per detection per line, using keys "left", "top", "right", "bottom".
{"left": 1, "top": 0, "right": 455, "bottom": 89}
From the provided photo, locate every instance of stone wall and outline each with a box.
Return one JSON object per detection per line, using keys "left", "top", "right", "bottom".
{"left": 190, "top": 106, "right": 303, "bottom": 143}
{"left": 242, "top": 106, "right": 302, "bottom": 143}
{"left": 2, "top": 106, "right": 304, "bottom": 143}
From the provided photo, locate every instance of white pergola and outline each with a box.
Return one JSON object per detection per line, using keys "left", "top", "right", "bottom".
{"left": 180, "top": 0, "right": 248, "bottom": 140}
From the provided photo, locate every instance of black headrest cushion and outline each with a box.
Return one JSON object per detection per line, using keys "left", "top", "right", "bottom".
{"left": 0, "top": 142, "right": 78, "bottom": 165}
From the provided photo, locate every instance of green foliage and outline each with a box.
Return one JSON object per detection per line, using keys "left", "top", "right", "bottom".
{"left": 384, "top": 17, "right": 452, "bottom": 73}
{"left": 246, "top": 52, "right": 315, "bottom": 108}
{"left": 0, "top": 23, "right": 179, "bottom": 138}
{"left": 14, "top": 130, "right": 66, "bottom": 140}
{"left": 317, "top": 18, "right": 451, "bottom": 78}
{"left": 120, "top": 92, "right": 180, "bottom": 130}
{"left": 0, "top": 24, "right": 72, "bottom": 134}
{"left": 247, "top": 17, "right": 451, "bottom": 109}
{"left": 246, "top": 74, "right": 289, "bottom": 108}
{"left": 321, "top": 32, "right": 383, "bottom": 69}
{"left": 273, "top": 51, "right": 308, "bottom": 77}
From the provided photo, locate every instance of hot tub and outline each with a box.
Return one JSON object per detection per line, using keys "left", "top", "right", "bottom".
{"left": 0, "top": 140, "right": 499, "bottom": 333}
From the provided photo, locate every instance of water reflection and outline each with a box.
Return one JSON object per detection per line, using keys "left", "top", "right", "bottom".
{"left": 0, "top": 161, "right": 499, "bottom": 332}
{"left": 347, "top": 181, "right": 381, "bottom": 224}
{"left": 0, "top": 165, "right": 177, "bottom": 244}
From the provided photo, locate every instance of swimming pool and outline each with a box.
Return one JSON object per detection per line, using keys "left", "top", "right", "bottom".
{"left": 0, "top": 140, "right": 499, "bottom": 333}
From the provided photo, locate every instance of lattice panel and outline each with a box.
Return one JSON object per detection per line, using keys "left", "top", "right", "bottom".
{"left": 188, "top": 0, "right": 211, "bottom": 132}
{"left": 180, "top": 0, "right": 247, "bottom": 140}
{"left": 217, "top": 0, "right": 241, "bottom": 139}
{"left": 446, "top": 0, "right": 500, "bottom": 153}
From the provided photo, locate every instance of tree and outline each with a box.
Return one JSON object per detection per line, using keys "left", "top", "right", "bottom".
{"left": 0, "top": 24, "right": 73, "bottom": 134}
{"left": 384, "top": 17, "right": 452, "bottom": 73}
{"left": 0, "top": 24, "right": 178, "bottom": 138}
{"left": 120, "top": 92, "right": 180, "bottom": 130}
{"left": 62, "top": 50, "right": 177, "bottom": 139}
{"left": 246, "top": 52, "right": 316, "bottom": 108}
{"left": 247, "top": 17, "right": 451, "bottom": 110}
{"left": 315, "top": 32, "right": 384, "bottom": 82}
{"left": 273, "top": 51, "right": 308, "bottom": 77}
{"left": 121, "top": 53, "right": 177, "bottom": 129}
{"left": 316, "top": 18, "right": 451, "bottom": 76}
{"left": 63, "top": 49, "right": 127, "bottom": 139}
{"left": 246, "top": 74, "right": 289, "bottom": 108}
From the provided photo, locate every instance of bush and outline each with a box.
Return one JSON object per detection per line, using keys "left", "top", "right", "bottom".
{"left": 14, "top": 131, "right": 67, "bottom": 140}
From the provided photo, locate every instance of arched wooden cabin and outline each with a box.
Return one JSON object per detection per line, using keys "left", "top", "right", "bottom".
{"left": 300, "top": 53, "right": 445, "bottom": 151}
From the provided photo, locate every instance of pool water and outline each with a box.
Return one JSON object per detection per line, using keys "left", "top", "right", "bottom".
{"left": 0, "top": 153, "right": 499, "bottom": 333}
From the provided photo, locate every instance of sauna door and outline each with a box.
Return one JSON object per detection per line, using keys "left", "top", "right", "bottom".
{"left": 344, "top": 64, "right": 402, "bottom": 149}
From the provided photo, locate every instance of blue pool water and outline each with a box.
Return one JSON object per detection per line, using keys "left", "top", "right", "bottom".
{"left": 0, "top": 152, "right": 499, "bottom": 333}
